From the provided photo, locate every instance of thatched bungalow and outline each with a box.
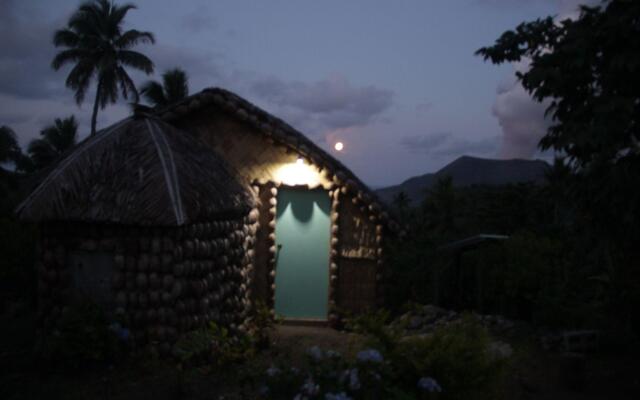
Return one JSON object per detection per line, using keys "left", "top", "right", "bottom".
{"left": 16, "top": 116, "right": 256, "bottom": 351}
{"left": 17, "top": 88, "right": 399, "bottom": 346}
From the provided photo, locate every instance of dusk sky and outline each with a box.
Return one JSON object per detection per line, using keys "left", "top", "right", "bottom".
{"left": 1, "top": 0, "right": 593, "bottom": 187}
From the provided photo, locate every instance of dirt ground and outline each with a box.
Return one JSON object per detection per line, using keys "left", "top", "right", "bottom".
{"left": 1, "top": 310, "right": 639, "bottom": 399}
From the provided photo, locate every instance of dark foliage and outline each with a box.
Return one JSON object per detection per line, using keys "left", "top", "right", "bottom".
{"left": 471, "top": 0, "right": 640, "bottom": 334}
{"left": 23, "top": 116, "right": 78, "bottom": 172}
{"left": 140, "top": 67, "right": 190, "bottom": 108}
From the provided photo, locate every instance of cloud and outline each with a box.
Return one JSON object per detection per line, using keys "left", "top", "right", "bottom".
{"left": 0, "top": 3, "right": 68, "bottom": 100}
{"left": 249, "top": 74, "right": 393, "bottom": 134}
{"left": 139, "top": 43, "right": 225, "bottom": 90}
{"left": 415, "top": 102, "right": 433, "bottom": 116}
{"left": 400, "top": 132, "right": 452, "bottom": 153}
{"left": 492, "top": 74, "right": 550, "bottom": 158}
{"left": 400, "top": 131, "right": 499, "bottom": 157}
{"left": 180, "top": 4, "right": 218, "bottom": 33}
{"left": 0, "top": 110, "right": 32, "bottom": 126}
{"left": 434, "top": 135, "right": 500, "bottom": 157}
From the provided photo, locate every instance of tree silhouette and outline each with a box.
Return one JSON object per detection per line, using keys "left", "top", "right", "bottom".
{"left": 0, "top": 126, "right": 21, "bottom": 169}
{"left": 52, "top": 0, "right": 155, "bottom": 135}
{"left": 140, "top": 68, "right": 189, "bottom": 108}
{"left": 27, "top": 116, "right": 78, "bottom": 171}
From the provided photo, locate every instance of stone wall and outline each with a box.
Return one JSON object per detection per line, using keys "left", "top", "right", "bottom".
{"left": 36, "top": 213, "right": 257, "bottom": 355}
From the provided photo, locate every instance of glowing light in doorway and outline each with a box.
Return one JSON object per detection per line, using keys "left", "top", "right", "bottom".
{"left": 276, "top": 158, "right": 320, "bottom": 186}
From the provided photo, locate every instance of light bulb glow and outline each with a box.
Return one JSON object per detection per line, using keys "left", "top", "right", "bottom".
{"left": 276, "top": 159, "right": 320, "bottom": 186}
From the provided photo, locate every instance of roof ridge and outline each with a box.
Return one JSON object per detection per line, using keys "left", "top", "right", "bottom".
{"left": 145, "top": 119, "right": 185, "bottom": 225}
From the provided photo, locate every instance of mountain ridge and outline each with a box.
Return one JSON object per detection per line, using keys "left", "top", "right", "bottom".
{"left": 375, "top": 155, "right": 549, "bottom": 205}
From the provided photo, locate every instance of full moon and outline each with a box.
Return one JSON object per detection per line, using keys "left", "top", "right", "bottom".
{"left": 334, "top": 141, "right": 344, "bottom": 151}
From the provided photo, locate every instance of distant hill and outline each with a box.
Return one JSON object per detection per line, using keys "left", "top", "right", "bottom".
{"left": 376, "top": 156, "right": 549, "bottom": 205}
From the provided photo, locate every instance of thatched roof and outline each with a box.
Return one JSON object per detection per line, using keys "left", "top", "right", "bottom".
{"left": 155, "top": 88, "right": 400, "bottom": 232}
{"left": 16, "top": 116, "right": 253, "bottom": 226}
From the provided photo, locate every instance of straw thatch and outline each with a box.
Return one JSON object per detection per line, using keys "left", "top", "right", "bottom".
{"left": 16, "top": 116, "right": 253, "bottom": 226}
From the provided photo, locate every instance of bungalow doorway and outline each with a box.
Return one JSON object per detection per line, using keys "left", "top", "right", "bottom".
{"left": 274, "top": 187, "right": 331, "bottom": 320}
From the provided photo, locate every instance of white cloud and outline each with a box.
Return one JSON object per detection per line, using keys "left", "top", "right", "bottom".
{"left": 250, "top": 74, "right": 393, "bottom": 134}
{"left": 400, "top": 131, "right": 499, "bottom": 158}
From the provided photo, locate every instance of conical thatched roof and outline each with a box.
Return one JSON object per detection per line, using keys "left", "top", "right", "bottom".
{"left": 16, "top": 116, "right": 253, "bottom": 226}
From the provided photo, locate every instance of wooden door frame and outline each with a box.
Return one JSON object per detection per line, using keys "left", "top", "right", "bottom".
{"left": 254, "top": 181, "right": 340, "bottom": 325}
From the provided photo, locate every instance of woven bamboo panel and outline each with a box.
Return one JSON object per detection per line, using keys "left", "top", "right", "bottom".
{"left": 338, "top": 258, "right": 377, "bottom": 314}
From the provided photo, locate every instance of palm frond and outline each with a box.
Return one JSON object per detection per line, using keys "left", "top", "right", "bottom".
{"left": 27, "top": 139, "right": 57, "bottom": 170}
{"left": 98, "top": 68, "right": 119, "bottom": 108}
{"left": 52, "top": 0, "right": 154, "bottom": 135}
{"left": 52, "top": 28, "right": 80, "bottom": 48}
{"left": 163, "top": 68, "right": 189, "bottom": 104}
{"left": 117, "top": 50, "right": 154, "bottom": 74}
{"left": 41, "top": 116, "right": 78, "bottom": 154}
{"left": 65, "top": 61, "right": 95, "bottom": 104}
{"left": 116, "top": 66, "right": 139, "bottom": 102}
{"left": 111, "top": 3, "right": 137, "bottom": 27}
{"left": 140, "top": 80, "right": 166, "bottom": 107}
{"left": 115, "top": 29, "right": 155, "bottom": 49}
{"left": 51, "top": 49, "right": 91, "bottom": 70}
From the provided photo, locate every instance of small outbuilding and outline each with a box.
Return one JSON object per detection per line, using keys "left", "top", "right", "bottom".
{"left": 17, "top": 88, "right": 399, "bottom": 346}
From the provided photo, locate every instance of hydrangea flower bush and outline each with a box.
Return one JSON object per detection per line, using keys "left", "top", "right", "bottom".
{"left": 259, "top": 316, "right": 507, "bottom": 400}
{"left": 261, "top": 345, "right": 439, "bottom": 399}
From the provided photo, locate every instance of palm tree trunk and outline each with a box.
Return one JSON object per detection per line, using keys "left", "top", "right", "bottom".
{"left": 91, "top": 79, "right": 102, "bottom": 136}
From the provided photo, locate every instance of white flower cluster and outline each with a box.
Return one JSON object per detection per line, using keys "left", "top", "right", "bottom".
{"left": 300, "top": 377, "right": 320, "bottom": 397}
{"left": 417, "top": 377, "right": 442, "bottom": 393}
{"left": 266, "top": 366, "right": 280, "bottom": 377}
{"left": 307, "top": 345, "right": 324, "bottom": 361}
{"left": 324, "top": 392, "right": 352, "bottom": 400}
{"left": 356, "top": 348, "right": 384, "bottom": 363}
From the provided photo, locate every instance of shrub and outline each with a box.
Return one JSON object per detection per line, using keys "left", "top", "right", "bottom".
{"left": 174, "top": 322, "right": 256, "bottom": 370}
{"left": 344, "top": 309, "right": 403, "bottom": 353}
{"left": 260, "top": 316, "right": 507, "bottom": 400}
{"left": 36, "top": 300, "right": 124, "bottom": 367}
{"left": 246, "top": 300, "right": 280, "bottom": 349}
{"left": 393, "top": 317, "right": 507, "bottom": 400}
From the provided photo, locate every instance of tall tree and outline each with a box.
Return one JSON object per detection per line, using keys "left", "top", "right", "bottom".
{"left": 477, "top": 0, "right": 640, "bottom": 333}
{"left": 0, "top": 126, "right": 21, "bottom": 168}
{"left": 52, "top": 0, "right": 155, "bottom": 136}
{"left": 476, "top": 1, "right": 639, "bottom": 171}
{"left": 476, "top": 0, "right": 640, "bottom": 236}
{"left": 27, "top": 116, "right": 78, "bottom": 171}
{"left": 140, "top": 68, "right": 189, "bottom": 108}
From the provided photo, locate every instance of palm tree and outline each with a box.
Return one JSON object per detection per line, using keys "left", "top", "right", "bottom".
{"left": 27, "top": 116, "right": 78, "bottom": 170}
{"left": 0, "top": 126, "right": 21, "bottom": 168}
{"left": 140, "top": 68, "right": 189, "bottom": 108}
{"left": 52, "top": 0, "right": 155, "bottom": 136}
